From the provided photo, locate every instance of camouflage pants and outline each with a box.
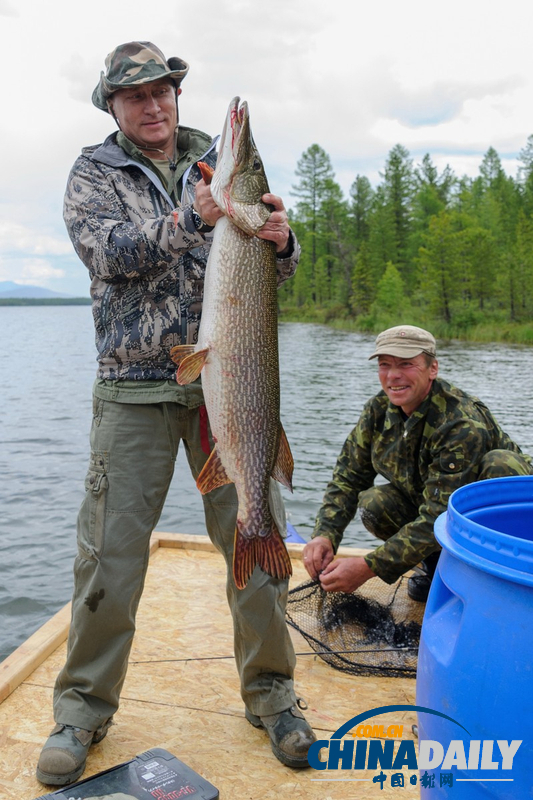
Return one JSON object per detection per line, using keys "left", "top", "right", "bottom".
{"left": 359, "top": 448, "right": 533, "bottom": 545}
{"left": 52, "top": 397, "right": 296, "bottom": 731}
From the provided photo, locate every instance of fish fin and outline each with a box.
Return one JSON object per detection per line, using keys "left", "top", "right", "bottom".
{"left": 196, "top": 446, "right": 232, "bottom": 494}
{"left": 233, "top": 523, "right": 293, "bottom": 590}
{"left": 259, "top": 524, "right": 293, "bottom": 583}
{"left": 176, "top": 348, "right": 209, "bottom": 385}
{"left": 271, "top": 423, "right": 294, "bottom": 492}
{"left": 198, "top": 161, "right": 215, "bottom": 185}
{"left": 170, "top": 344, "right": 196, "bottom": 366}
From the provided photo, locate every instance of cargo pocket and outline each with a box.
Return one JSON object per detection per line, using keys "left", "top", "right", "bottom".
{"left": 77, "top": 450, "right": 109, "bottom": 560}
{"left": 92, "top": 395, "right": 104, "bottom": 427}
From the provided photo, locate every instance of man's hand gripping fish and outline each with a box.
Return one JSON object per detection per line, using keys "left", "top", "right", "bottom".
{"left": 171, "top": 97, "right": 294, "bottom": 589}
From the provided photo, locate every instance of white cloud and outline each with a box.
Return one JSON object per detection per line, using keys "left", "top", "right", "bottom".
{"left": 0, "top": 221, "right": 72, "bottom": 257}
{"left": 0, "top": 257, "right": 65, "bottom": 284}
{"left": 380, "top": 76, "right": 525, "bottom": 129}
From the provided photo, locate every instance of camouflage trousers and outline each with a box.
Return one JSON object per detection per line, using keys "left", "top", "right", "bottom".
{"left": 52, "top": 396, "right": 296, "bottom": 732}
{"left": 359, "top": 448, "right": 533, "bottom": 547}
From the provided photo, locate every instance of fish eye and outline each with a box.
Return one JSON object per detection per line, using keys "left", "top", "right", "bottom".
{"left": 253, "top": 158, "right": 262, "bottom": 171}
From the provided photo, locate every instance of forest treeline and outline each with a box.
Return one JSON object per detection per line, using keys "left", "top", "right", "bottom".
{"left": 279, "top": 137, "right": 533, "bottom": 343}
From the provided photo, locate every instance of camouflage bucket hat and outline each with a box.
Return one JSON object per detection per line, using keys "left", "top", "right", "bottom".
{"left": 369, "top": 325, "right": 437, "bottom": 359}
{"left": 92, "top": 41, "right": 189, "bottom": 112}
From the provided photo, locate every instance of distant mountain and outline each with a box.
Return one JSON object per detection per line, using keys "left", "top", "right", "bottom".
{"left": 0, "top": 281, "right": 72, "bottom": 299}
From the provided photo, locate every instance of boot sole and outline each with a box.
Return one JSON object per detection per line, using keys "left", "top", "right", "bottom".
{"left": 36, "top": 763, "right": 85, "bottom": 787}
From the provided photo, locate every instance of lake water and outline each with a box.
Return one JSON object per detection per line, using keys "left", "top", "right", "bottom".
{"left": 1, "top": 306, "right": 533, "bottom": 661}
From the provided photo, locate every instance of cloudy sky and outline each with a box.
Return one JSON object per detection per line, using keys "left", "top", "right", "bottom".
{"left": 2, "top": 0, "right": 533, "bottom": 296}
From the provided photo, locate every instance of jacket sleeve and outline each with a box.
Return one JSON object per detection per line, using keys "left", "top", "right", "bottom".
{"left": 312, "top": 404, "right": 377, "bottom": 551}
{"left": 276, "top": 230, "right": 300, "bottom": 287}
{"left": 63, "top": 157, "right": 210, "bottom": 281}
{"left": 364, "top": 417, "right": 491, "bottom": 583}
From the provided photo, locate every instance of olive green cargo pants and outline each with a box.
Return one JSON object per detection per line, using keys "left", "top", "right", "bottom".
{"left": 53, "top": 397, "right": 297, "bottom": 731}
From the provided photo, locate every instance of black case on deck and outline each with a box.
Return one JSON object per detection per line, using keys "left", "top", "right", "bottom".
{"left": 33, "top": 747, "right": 219, "bottom": 800}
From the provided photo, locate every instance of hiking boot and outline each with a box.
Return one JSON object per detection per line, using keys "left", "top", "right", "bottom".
{"left": 408, "top": 552, "right": 440, "bottom": 602}
{"left": 36, "top": 718, "right": 112, "bottom": 786}
{"left": 245, "top": 701, "right": 316, "bottom": 768}
{"left": 407, "top": 568, "right": 432, "bottom": 602}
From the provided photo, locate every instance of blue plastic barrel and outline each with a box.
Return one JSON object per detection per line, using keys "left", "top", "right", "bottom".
{"left": 416, "top": 476, "right": 533, "bottom": 798}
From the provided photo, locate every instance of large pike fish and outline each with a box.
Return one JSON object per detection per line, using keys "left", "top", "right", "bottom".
{"left": 170, "top": 97, "right": 294, "bottom": 590}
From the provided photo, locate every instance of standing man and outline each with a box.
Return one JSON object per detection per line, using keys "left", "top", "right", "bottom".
{"left": 303, "top": 324, "right": 533, "bottom": 598}
{"left": 37, "top": 41, "right": 315, "bottom": 786}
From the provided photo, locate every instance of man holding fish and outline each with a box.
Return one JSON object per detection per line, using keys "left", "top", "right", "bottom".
{"left": 36, "top": 41, "right": 315, "bottom": 786}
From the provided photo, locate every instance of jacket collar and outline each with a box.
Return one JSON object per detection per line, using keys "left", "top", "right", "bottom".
{"left": 84, "top": 127, "right": 218, "bottom": 205}
{"left": 382, "top": 378, "right": 438, "bottom": 433}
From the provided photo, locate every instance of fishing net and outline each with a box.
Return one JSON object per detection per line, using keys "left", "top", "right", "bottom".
{"left": 285, "top": 576, "right": 424, "bottom": 678}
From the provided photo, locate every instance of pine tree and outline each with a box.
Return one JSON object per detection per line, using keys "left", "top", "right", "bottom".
{"left": 351, "top": 241, "right": 375, "bottom": 316}
{"left": 366, "top": 186, "right": 397, "bottom": 286}
{"left": 291, "top": 145, "right": 335, "bottom": 277}
{"left": 408, "top": 154, "right": 456, "bottom": 268}
{"left": 320, "top": 178, "right": 353, "bottom": 307}
{"left": 456, "top": 225, "right": 497, "bottom": 311}
{"left": 512, "top": 212, "right": 533, "bottom": 320}
{"left": 381, "top": 144, "right": 414, "bottom": 286}
{"left": 371, "top": 262, "right": 410, "bottom": 324}
{"left": 418, "top": 210, "right": 461, "bottom": 323}
{"left": 290, "top": 145, "right": 347, "bottom": 309}
{"left": 349, "top": 175, "right": 374, "bottom": 247}
{"left": 518, "top": 134, "right": 533, "bottom": 216}
{"left": 281, "top": 133, "right": 533, "bottom": 331}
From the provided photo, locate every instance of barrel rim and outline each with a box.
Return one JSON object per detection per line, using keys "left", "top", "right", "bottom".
{"left": 434, "top": 475, "right": 533, "bottom": 586}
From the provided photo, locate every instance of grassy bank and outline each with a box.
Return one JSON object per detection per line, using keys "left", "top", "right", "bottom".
{"left": 278, "top": 306, "right": 533, "bottom": 346}
{"left": 4, "top": 298, "right": 531, "bottom": 345}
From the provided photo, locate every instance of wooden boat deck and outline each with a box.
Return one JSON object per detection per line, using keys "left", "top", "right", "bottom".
{"left": 0, "top": 534, "right": 418, "bottom": 800}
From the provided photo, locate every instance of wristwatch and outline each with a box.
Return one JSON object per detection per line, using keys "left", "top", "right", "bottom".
{"left": 191, "top": 206, "right": 214, "bottom": 233}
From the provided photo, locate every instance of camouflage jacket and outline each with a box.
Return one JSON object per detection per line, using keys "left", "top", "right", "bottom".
{"left": 313, "top": 378, "right": 527, "bottom": 583}
{"left": 64, "top": 127, "right": 299, "bottom": 380}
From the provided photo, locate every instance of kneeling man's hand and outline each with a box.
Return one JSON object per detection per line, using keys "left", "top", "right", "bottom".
{"left": 319, "top": 556, "right": 376, "bottom": 593}
{"left": 302, "top": 536, "right": 334, "bottom": 580}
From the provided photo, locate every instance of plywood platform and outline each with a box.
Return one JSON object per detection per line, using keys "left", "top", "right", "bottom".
{"left": 0, "top": 535, "right": 418, "bottom": 800}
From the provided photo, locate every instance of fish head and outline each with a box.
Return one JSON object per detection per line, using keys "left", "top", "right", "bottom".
{"left": 211, "top": 97, "right": 272, "bottom": 236}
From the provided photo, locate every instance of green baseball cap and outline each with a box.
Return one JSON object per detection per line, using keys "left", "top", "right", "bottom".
{"left": 92, "top": 41, "right": 189, "bottom": 112}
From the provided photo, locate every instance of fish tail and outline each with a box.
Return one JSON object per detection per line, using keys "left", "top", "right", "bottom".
{"left": 233, "top": 522, "right": 292, "bottom": 590}
{"left": 259, "top": 524, "right": 293, "bottom": 583}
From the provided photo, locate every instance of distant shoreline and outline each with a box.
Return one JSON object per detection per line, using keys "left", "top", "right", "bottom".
{"left": 0, "top": 298, "right": 91, "bottom": 306}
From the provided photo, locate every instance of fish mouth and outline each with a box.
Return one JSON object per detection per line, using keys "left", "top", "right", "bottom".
{"left": 218, "top": 96, "right": 248, "bottom": 166}
{"left": 211, "top": 96, "right": 270, "bottom": 234}
{"left": 212, "top": 96, "right": 249, "bottom": 214}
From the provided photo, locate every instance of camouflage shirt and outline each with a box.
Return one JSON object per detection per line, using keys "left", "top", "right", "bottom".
{"left": 313, "top": 377, "right": 528, "bottom": 583}
{"left": 64, "top": 127, "right": 299, "bottom": 381}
